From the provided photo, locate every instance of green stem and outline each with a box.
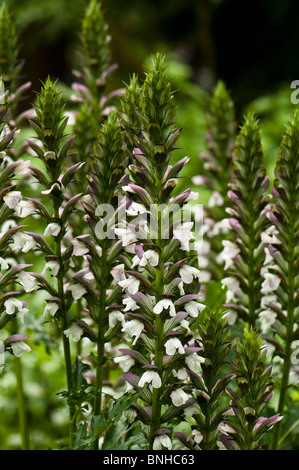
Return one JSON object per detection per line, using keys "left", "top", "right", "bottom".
{"left": 149, "top": 210, "right": 164, "bottom": 450}
{"left": 14, "top": 355, "right": 30, "bottom": 450}
{"left": 272, "top": 213, "right": 295, "bottom": 449}
{"left": 91, "top": 246, "right": 108, "bottom": 450}
{"left": 54, "top": 204, "right": 75, "bottom": 448}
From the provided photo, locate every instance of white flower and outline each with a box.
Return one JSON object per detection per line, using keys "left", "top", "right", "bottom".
{"left": 192, "top": 175, "right": 205, "bottom": 185}
{"left": 3, "top": 191, "right": 22, "bottom": 210}
{"left": 172, "top": 368, "right": 188, "bottom": 380}
{"left": 110, "top": 264, "right": 126, "bottom": 282}
{"left": 63, "top": 324, "right": 83, "bottom": 342}
{"left": 122, "top": 296, "right": 140, "bottom": 312}
{"left": 186, "top": 191, "right": 199, "bottom": 201}
{"left": 184, "top": 300, "right": 206, "bottom": 318}
{"left": 139, "top": 249, "right": 159, "bottom": 268}
{"left": 108, "top": 310, "right": 125, "bottom": 328}
{"left": 114, "top": 225, "right": 138, "bottom": 247}
{"left": 43, "top": 302, "right": 59, "bottom": 317}
{"left": 219, "top": 240, "right": 240, "bottom": 270}
{"left": 221, "top": 277, "right": 241, "bottom": 303}
{"left": 42, "top": 260, "right": 60, "bottom": 277}
{"left": 126, "top": 201, "right": 147, "bottom": 216}
{"left": 261, "top": 225, "right": 281, "bottom": 245}
{"left": 222, "top": 309, "right": 238, "bottom": 325}
{"left": 208, "top": 191, "right": 224, "bottom": 207}
{"left": 44, "top": 222, "right": 61, "bottom": 237}
{"left": 180, "top": 318, "right": 191, "bottom": 333}
{"left": 15, "top": 199, "right": 36, "bottom": 218}
{"left": 11, "top": 232, "right": 36, "bottom": 253}
{"left": 121, "top": 319, "right": 144, "bottom": 345}
{"left": 261, "top": 272, "right": 281, "bottom": 294}
{"left": 210, "top": 218, "right": 231, "bottom": 236}
{"left": 260, "top": 294, "right": 281, "bottom": 310}
{"left": 4, "top": 297, "right": 23, "bottom": 315}
{"left": 118, "top": 276, "right": 140, "bottom": 295}
{"left": 153, "top": 435, "right": 172, "bottom": 450}
{"left": 0, "top": 256, "right": 9, "bottom": 271}
{"left": 259, "top": 309, "right": 277, "bottom": 333}
{"left": 170, "top": 388, "right": 189, "bottom": 407}
{"left": 14, "top": 159, "right": 32, "bottom": 176}
{"left": 185, "top": 352, "right": 205, "bottom": 370}
{"left": 41, "top": 182, "right": 62, "bottom": 196}
{"left": 191, "top": 430, "right": 203, "bottom": 445}
{"left": 4, "top": 297, "right": 28, "bottom": 322}
{"left": 114, "top": 355, "right": 135, "bottom": 372}
{"left": 66, "top": 283, "right": 87, "bottom": 300}
{"left": 165, "top": 337, "right": 185, "bottom": 355}
{"left": 138, "top": 370, "right": 161, "bottom": 389}
{"left": 123, "top": 408, "right": 138, "bottom": 424}
{"left": 184, "top": 405, "right": 200, "bottom": 420}
{"left": 153, "top": 299, "right": 176, "bottom": 317}
{"left": 11, "top": 341, "right": 31, "bottom": 357}
{"left": 72, "top": 238, "right": 89, "bottom": 256}
{"left": 179, "top": 265, "right": 201, "bottom": 284}
{"left": 263, "top": 247, "right": 274, "bottom": 265}
{"left": 18, "top": 271, "right": 38, "bottom": 292}
{"left": 173, "top": 222, "right": 194, "bottom": 251}
{"left": 44, "top": 151, "right": 56, "bottom": 161}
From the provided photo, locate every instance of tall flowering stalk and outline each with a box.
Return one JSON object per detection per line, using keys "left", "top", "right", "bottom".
{"left": 265, "top": 110, "right": 299, "bottom": 449}
{"left": 25, "top": 77, "right": 82, "bottom": 447}
{"left": 120, "top": 73, "right": 143, "bottom": 159}
{"left": 192, "top": 80, "right": 236, "bottom": 283}
{"left": 0, "top": 102, "right": 32, "bottom": 449}
{"left": 221, "top": 113, "right": 271, "bottom": 327}
{"left": 0, "top": 2, "right": 31, "bottom": 127}
{"left": 220, "top": 328, "right": 281, "bottom": 450}
{"left": 71, "top": 0, "right": 122, "bottom": 165}
{"left": 72, "top": 109, "right": 129, "bottom": 449}
{"left": 117, "top": 53, "right": 205, "bottom": 450}
{"left": 174, "top": 308, "right": 233, "bottom": 450}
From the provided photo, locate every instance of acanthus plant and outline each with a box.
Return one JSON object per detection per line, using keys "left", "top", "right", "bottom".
{"left": 71, "top": 109, "right": 132, "bottom": 450}
{"left": 68, "top": 0, "right": 124, "bottom": 301}
{"left": 221, "top": 112, "right": 272, "bottom": 328}
{"left": 114, "top": 53, "right": 206, "bottom": 451}
{"left": 174, "top": 308, "right": 234, "bottom": 450}
{"left": 219, "top": 328, "right": 282, "bottom": 450}
{"left": 0, "top": 0, "right": 294, "bottom": 450}
{"left": 192, "top": 81, "right": 237, "bottom": 286}
{"left": 0, "top": 102, "right": 32, "bottom": 359}
{"left": 21, "top": 76, "right": 84, "bottom": 447}
{"left": 0, "top": 100, "right": 33, "bottom": 451}
{"left": 71, "top": 0, "right": 124, "bottom": 167}
{"left": 0, "top": 2, "right": 32, "bottom": 141}
{"left": 263, "top": 110, "right": 299, "bottom": 450}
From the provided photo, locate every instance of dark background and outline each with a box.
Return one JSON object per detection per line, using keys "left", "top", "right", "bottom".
{"left": 7, "top": 0, "right": 299, "bottom": 117}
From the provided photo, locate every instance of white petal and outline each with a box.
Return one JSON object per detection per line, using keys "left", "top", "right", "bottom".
{"left": 179, "top": 265, "right": 201, "bottom": 284}
{"left": 165, "top": 337, "right": 185, "bottom": 355}
{"left": 170, "top": 388, "right": 189, "bottom": 407}
{"left": 63, "top": 324, "right": 83, "bottom": 342}
{"left": 44, "top": 223, "right": 61, "bottom": 237}
{"left": 3, "top": 191, "right": 22, "bottom": 209}
{"left": 18, "top": 271, "right": 38, "bottom": 292}
{"left": 153, "top": 435, "right": 172, "bottom": 450}
{"left": 138, "top": 371, "right": 161, "bottom": 389}
{"left": 118, "top": 276, "right": 140, "bottom": 295}
{"left": 11, "top": 341, "right": 31, "bottom": 357}
{"left": 153, "top": 299, "right": 176, "bottom": 317}
{"left": 108, "top": 310, "right": 125, "bottom": 328}
{"left": 67, "top": 283, "right": 87, "bottom": 300}
{"left": 114, "top": 355, "right": 135, "bottom": 372}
